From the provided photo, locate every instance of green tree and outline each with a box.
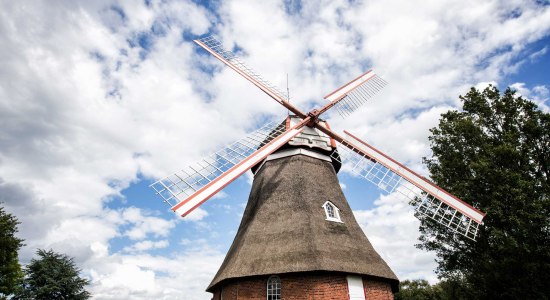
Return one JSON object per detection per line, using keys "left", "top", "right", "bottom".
{"left": 419, "top": 85, "right": 550, "bottom": 299}
{"left": 395, "top": 279, "right": 441, "bottom": 300}
{"left": 395, "top": 278, "right": 472, "bottom": 300}
{"left": 0, "top": 206, "right": 24, "bottom": 299}
{"left": 18, "top": 249, "right": 91, "bottom": 300}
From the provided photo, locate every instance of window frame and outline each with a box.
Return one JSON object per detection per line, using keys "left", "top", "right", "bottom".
{"left": 266, "top": 275, "right": 281, "bottom": 300}
{"left": 322, "top": 201, "right": 343, "bottom": 223}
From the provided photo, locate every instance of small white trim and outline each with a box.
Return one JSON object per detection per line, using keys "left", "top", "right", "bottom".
{"left": 254, "top": 148, "right": 332, "bottom": 174}
{"left": 322, "top": 201, "right": 343, "bottom": 223}
{"left": 347, "top": 275, "right": 366, "bottom": 300}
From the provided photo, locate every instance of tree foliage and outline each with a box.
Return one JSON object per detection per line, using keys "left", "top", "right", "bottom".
{"left": 395, "top": 278, "right": 474, "bottom": 300}
{"left": 0, "top": 206, "right": 24, "bottom": 298}
{"left": 419, "top": 85, "right": 550, "bottom": 299}
{"left": 395, "top": 279, "right": 442, "bottom": 300}
{"left": 18, "top": 249, "right": 91, "bottom": 300}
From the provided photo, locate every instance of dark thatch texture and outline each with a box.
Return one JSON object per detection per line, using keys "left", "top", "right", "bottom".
{"left": 207, "top": 154, "right": 398, "bottom": 292}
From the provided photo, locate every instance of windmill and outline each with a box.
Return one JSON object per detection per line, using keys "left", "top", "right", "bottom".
{"left": 151, "top": 36, "right": 486, "bottom": 300}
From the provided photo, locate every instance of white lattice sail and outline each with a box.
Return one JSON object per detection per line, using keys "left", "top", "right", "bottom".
{"left": 324, "top": 71, "right": 388, "bottom": 118}
{"left": 150, "top": 120, "right": 305, "bottom": 216}
{"left": 332, "top": 132, "right": 484, "bottom": 240}
{"left": 195, "top": 36, "right": 289, "bottom": 105}
{"left": 150, "top": 34, "right": 486, "bottom": 240}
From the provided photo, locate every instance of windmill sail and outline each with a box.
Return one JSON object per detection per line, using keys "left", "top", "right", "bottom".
{"left": 151, "top": 121, "right": 304, "bottom": 217}
{"left": 154, "top": 35, "right": 486, "bottom": 241}
{"left": 195, "top": 37, "right": 289, "bottom": 105}
{"left": 332, "top": 131, "right": 485, "bottom": 240}
{"left": 322, "top": 70, "right": 388, "bottom": 118}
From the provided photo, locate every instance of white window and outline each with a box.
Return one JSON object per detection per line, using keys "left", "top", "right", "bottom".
{"left": 323, "top": 201, "right": 342, "bottom": 222}
{"left": 267, "top": 276, "right": 281, "bottom": 300}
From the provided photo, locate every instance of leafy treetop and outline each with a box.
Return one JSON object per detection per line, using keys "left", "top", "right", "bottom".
{"left": 419, "top": 85, "right": 550, "bottom": 299}
{"left": 18, "top": 249, "right": 91, "bottom": 300}
{"left": 0, "top": 206, "right": 24, "bottom": 298}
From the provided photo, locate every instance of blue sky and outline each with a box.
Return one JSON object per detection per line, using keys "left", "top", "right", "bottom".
{"left": 1, "top": 1, "right": 549, "bottom": 299}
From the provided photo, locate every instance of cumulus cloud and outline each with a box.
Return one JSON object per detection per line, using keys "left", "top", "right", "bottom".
{"left": 0, "top": 0, "right": 549, "bottom": 299}
{"left": 121, "top": 207, "right": 177, "bottom": 240}
{"left": 183, "top": 207, "right": 209, "bottom": 222}
{"left": 88, "top": 241, "right": 225, "bottom": 299}
{"left": 122, "top": 240, "right": 169, "bottom": 253}
{"left": 354, "top": 193, "right": 438, "bottom": 283}
{"left": 0, "top": 1, "right": 220, "bottom": 298}
{"left": 511, "top": 82, "right": 550, "bottom": 111}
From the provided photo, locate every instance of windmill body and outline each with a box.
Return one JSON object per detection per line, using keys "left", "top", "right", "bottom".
{"left": 208, "top": 117, "right": 398, "bottom": 299}
{"left": 150, "top": 36, "right": 486, "bottom": 299}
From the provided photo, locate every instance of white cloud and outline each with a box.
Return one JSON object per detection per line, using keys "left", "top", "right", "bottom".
{"left": 511, "top": 82, "right": 550, "bottom": 111}
{"left": 122, "top": 240, "right": 169, "bottom": 253}
{"left": 91, "top": 263, "right": 157, "bottom": 295}
{"left": 183, "top": 207, "right": 209, "bottom": 222}
{"left": 474, "top": 81, "right": 499, "bottom": 91}
{"left": 122, "top": 207, "right": 177, "bottom": 240}
{"left": 0, "top": 0, "right": 549, "bottom": 299}
{"left": 354, "top": 193, "right": 439, "bottom": 283}
{"left": 529, "top": 45, "right": 548, "bottom": 61}
{"left": 88, "top": 244, "right": 224, "bottom": 299}
{"left": 510, "top": 82, "right": 531, "bottom": 96}
{"left": 533, "top": 85, "right": 549, "bottom": 97}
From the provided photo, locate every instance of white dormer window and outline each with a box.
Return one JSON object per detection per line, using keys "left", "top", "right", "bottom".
{"left": 322, "top": 201, "right": 342, "bottom": 223}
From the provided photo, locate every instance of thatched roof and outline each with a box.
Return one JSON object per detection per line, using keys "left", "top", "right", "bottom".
{"left": 207, "top": 154, "right": 398, "bottom": 292}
